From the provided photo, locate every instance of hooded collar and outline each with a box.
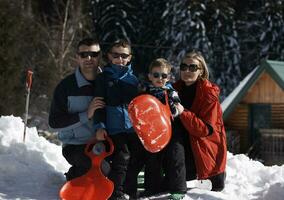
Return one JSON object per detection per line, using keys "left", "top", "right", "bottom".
{"left": 104, "top": 63, "right": 133, "bottom": 80}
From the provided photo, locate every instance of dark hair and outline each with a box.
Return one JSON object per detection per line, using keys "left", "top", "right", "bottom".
{"left": 107, "top": 39, "right": 132, "bottom": 54}
{"left": 76, "top": 37, "right": 100, "bottom": 52}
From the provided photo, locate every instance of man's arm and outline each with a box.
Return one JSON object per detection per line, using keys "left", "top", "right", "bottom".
{"left": 48, "top": 83, "right": 88, "bottom": 131}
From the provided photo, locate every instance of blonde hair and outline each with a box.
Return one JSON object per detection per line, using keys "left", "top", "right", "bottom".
{"left": 183, "top": 51, "right": 209, "bottom": 80}
{"left": 148, "top": 58, "right": 172, "bottom": 73}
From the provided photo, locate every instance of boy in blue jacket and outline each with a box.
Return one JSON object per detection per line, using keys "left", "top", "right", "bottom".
{"left": 93, "top": 39, "right": 144, "bottom": 200}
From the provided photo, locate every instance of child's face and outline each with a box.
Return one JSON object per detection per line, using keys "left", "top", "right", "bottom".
{"left": 148, "top": 66, "right": 170, "bottom": 88}
{"left": 107, "top": 46, "right": 132, "bottom": 66}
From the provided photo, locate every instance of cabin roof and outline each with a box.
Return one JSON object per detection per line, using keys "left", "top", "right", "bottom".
{"left": 221, "top": 59, "right": 284, "bottom": 120}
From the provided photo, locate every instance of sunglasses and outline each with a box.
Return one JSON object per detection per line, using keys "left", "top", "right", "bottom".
{"left": 180, "top": 63, "right": 201, "bottom": 72}
{"left": 152, "top": 72, "right": 169, "bottom": 79}
{"left": 110, "top": 52, "right": 130, "bottom": 59}
{"left": 78, "top": 51, "right": 100, "bottom": 58}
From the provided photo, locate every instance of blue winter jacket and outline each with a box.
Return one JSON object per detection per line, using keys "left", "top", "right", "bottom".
{"left": 93, "top": 63, "right": 139, "bottom": 135}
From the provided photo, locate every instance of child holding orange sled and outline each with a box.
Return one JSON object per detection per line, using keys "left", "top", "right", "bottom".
{"left": 124, "top": 58, "right": 182, "bottom": 198}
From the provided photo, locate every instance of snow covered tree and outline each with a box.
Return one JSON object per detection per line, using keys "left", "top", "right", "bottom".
{"left": 133, "top": 0, "right": 167, "bottom": 74}
{"left": 156, "top": 0, "right": 240, "bottom": 99}
{"left": 205, "top": 1, "right": 242, "bottom": 100}
{"left": 89, "top": 0, "right": 146, "bottom": 73}
{"left": 90, "top": 0, "right": 139, "bottom": 43}
{"left": 258, "top": 0, "right": 284, "bottom": 60}
{"left": 157, "top": 0, "right": 211, "bottom": 67}
{"left": 235, "top": 0, "right": 284, "bottom": 77}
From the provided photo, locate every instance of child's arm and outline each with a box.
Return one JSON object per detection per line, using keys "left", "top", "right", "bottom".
{"left": 168, "top": 89, "right": 181, "bottom": 117}
{"left": 93, "top": 73, "right": 107, "bottom": 136}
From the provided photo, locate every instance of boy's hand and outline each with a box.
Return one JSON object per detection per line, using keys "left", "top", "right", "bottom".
{"left": 95, "top": 128, "right": 107, "bottom": 141}
{"left": 88, "top": 97, "right": 105, "bottom": 119}
{"left": 175, "top": 103, "right": 184, "bottom": 115}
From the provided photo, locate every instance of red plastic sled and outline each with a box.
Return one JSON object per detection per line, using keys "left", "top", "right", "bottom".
{"left": 128, "top": 93, "right": 172, "bottom": 153}
{"left": 59, "top": 136, "right": 114, "bottom": 200}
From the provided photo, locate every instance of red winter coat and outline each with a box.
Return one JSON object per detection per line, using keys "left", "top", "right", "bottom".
{"left": 173, "top": 79, "right": 227, "bottom": 180}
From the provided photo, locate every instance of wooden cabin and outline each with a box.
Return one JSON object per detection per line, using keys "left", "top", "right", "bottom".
{"left": 221, "top": 60, "right": 284, "bottom": 165}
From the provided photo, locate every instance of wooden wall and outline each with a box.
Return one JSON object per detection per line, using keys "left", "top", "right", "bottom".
{"left": 224, "top": 104, "right": 249, "bottom": 153}
{"left": 272, "top": 104, "right": 284, "bottom": 129}
{"left": 225, "top": 104, "right": 248, "bottom": 130}
{"left": 242, "top": 71, "right": 284, "bottom": 103}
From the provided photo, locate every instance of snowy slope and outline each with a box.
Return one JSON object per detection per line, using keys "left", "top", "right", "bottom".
{"left": 0, "top": 116, "right": 283, "bottom": 200}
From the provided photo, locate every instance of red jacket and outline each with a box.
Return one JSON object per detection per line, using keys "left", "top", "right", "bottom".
{"left": 174, "top": 79, "right": 227, "bottom": 180}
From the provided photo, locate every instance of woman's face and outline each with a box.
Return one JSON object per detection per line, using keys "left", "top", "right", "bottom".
{"left": 180, "top": 58, "right": 203, "bottom": 86}
{"left": 107, "top": 46, "right": 132, "bottom": 66}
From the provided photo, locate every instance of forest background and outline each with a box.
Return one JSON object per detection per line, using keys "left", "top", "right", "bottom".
{"left": 0, "top": 0, "right": 283, "bottom": 134}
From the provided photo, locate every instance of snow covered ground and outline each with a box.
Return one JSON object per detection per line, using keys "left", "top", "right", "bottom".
{"left": 0, "top": 115, "right": 283, "bottom": 200}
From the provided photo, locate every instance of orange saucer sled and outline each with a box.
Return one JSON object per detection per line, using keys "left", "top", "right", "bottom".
{"left": 128, "top": 94, "right": 172, "bottom": 153}
{"left": 59, "top": 136, "right": 114, "bottom": 200}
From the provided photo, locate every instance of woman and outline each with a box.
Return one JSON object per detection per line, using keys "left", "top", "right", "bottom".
{"left": 163, "top": 51, "right": 227, "bottom": 199}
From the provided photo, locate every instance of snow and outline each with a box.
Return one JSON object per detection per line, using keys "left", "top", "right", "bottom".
{"left": 0, "top": 115, "right": 284, "bottom": 200}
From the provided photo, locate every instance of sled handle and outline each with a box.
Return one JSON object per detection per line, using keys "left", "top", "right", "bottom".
{"left": 85, "top": 135, "right": 114, "bottom": 158}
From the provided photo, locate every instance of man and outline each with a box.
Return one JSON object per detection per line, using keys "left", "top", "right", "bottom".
{"left": 49, "top": 37, "right": 106, "bottom": 181}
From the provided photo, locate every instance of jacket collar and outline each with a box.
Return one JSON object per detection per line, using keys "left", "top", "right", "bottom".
{"left": 104, "top": 63, "right": 133, "bottom": 80}
{"left": 75, "top": 67, "right": 92, "bottom": 88}
{"left": 174, "top": 79, "right": 220, "bottom": 100}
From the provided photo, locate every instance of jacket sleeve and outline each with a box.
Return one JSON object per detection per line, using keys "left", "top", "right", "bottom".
{"left": 48, "top": 83, "right": 89, "bottom": 131}
{"left": 93, "top": 74, "right": 106, "bottom": 131}
{"left": 179, "top": 97, "right": 218, "bottom": 138}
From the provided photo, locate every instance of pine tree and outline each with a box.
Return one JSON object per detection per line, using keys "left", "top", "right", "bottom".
{"left": 157, "top": 0, "right": 211, "bottom": 66}
{"left": 90, "top": 0, "right": 140, "bottom": 43}
{"left": 235, "top": 0, "right": 265, "bottom": 75}
{"left": 235, "top": 0, "right": 284, "bottom": 78}
{"left": 259, "top": 0, "right": 284, "bottom": 60}
{"left": 205, "top": 0, "right": 242, "bottom": 100}
{"left": 133, "top": 0, "right": 167, "bottom": 74}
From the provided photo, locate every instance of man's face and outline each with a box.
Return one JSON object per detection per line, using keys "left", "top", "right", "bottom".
{"left": 76, "top": 44, "right": 101, "bottom": 74}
